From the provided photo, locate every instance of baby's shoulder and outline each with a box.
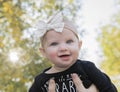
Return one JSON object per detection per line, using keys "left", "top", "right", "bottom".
{"left": 77, "top": 59, "right": 94, "bottom": 66}
{"left": 35, "top": 67, "right": 51, "bottom": 81}
{"left": 77, "top": 59, "right": 96, "bottom": 71}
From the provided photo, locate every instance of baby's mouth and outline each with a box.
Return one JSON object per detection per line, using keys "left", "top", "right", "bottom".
{"left": 59, "top": 54, "right": 70, "bottom": 57}
{"left": 58, "top": 54, "right": 71, "bottom": 58}
{"left": 58, "top": 54, "right": 71, "bottom": 60}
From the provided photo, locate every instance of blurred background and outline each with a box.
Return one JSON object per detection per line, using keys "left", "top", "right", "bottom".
{"left": 0, "top": 0, "right": 120, "bottom": 91}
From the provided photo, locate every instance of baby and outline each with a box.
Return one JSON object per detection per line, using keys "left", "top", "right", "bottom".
{"left": 29, "top": 12, "right": 117, "bottom": 92}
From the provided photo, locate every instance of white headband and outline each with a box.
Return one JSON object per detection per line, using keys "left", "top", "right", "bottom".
{"left": 34, "top": 12, "right": 65, "bottom": 38}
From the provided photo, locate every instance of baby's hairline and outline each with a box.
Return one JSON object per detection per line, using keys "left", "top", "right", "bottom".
{"left": 40, "top": 28, "right": 81, "bottom": 48}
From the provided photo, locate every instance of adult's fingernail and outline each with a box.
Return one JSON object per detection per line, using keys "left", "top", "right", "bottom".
{"left": 49, "top": 78, "right": 55, "bottom": 83}
{"left": 71, "top": 73, "right": 77, "bottom": 78}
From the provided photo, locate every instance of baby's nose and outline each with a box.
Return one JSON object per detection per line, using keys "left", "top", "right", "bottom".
{"left": 59, "top": 44, "right": 68, "bottom": 51}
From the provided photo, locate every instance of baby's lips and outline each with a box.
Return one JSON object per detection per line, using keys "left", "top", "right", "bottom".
{"left": 58, "top": 54, "right": 70, "bottom": 57}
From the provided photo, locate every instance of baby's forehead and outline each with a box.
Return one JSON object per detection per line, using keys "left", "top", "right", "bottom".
{"left": 40, "top": 28, "right": 80, "bottom": 48}
{"left": 45, "top": 28, "right": 78, "bottom": 40}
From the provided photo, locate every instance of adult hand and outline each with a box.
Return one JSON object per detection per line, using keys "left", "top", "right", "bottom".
{"left": 71, "top": 73, "right": 99, "bottom": 92}
{"left": 48, "top": 78, "right": 56, "bottom": 92}
{"left": 48, "top": 73, "right": 99, "bottom": 92}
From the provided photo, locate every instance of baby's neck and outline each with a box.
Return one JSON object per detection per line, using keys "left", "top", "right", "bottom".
{"left": 45, "top": 65, "right": 70, "bottom": 74}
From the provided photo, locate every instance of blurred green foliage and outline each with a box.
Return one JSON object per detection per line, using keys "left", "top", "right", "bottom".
{"left": 99, "top": 9, "right": 120, "bottom": 91}
{"left": 0, "top": 0, "right": 80, "bottom": 91}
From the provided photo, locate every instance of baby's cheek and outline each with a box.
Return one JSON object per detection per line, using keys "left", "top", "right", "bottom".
{"left": 49, "top": 52, "right": 57, "bottom": 59}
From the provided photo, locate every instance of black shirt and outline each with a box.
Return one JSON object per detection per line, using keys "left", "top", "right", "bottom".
{"left": 29, "top": 59, "right": 117, "bottom": 92}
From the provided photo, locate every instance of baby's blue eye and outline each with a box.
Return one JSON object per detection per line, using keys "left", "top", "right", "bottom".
{"left": 50, "top": 42, "right": 58, "bottom": 46}
{"left": 66, "top": 40, "right": 73, "bottom": 44}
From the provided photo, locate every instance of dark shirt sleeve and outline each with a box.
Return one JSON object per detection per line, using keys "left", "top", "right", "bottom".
{"left": 29, "top": 77, "right": 42, "bottom": 92}
{"left": 82, "top": 61, "right": 118, "bottom": 92}
{"left": 29, "top": 82, "right": 38, "bottom": 92}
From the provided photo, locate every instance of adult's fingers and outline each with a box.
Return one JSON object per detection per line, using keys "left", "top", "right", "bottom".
{"left": 71, "top": 73, "right": 99, "bottom": 92}
{"left": 71, "top": 73, "right": 86, "bottom": 92}
{"left": 48, "top": 78, "right": 56, "bottom": 92}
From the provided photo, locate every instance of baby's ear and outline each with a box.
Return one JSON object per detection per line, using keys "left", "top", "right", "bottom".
{"left": 78, "top": 40, "right": 82, "bottom": 49}
{"left": 39, "top": 48, "right": 46, "bottom": 57}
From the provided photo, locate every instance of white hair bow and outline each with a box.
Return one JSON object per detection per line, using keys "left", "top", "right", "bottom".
{"left": 34, "top": 12, "right": 64, "bottom": 38}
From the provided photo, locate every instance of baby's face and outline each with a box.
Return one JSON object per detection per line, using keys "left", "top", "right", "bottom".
{"left": 40, "top": 28, "right": 82, "bottom": 69}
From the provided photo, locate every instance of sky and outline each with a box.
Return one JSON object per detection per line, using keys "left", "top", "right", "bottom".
{"left": 79, "top": 0, "right": 117, "bottom": 67}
